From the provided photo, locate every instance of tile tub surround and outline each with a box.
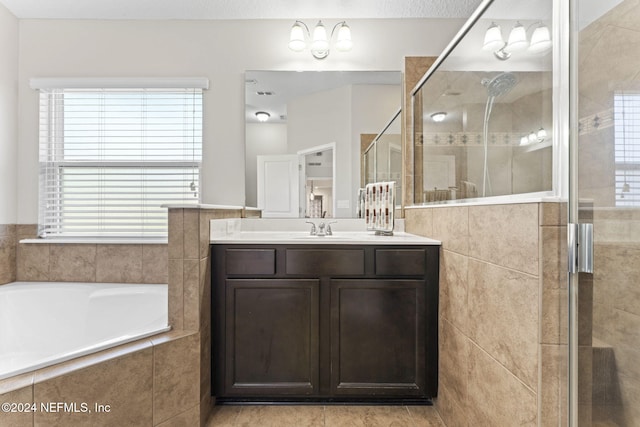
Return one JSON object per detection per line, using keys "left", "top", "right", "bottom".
{"left": 15, "top": 225, "right": 168, "bottom": 284}
{"left": 405, "top": 202, "right": 567, "bottom": 426}
{"left": 0, "top": 224, "right": 16, "bottom": 285}
{"left": 0, "top": 330, "right": 200, "bottom": 427}
{"left": 167, "top": 206, "right": 246, "bottom": 425}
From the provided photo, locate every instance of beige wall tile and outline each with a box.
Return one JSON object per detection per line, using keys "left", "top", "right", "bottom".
{"left": 153, "top": 332, "right": 200, "bottom": 425}
{"left": 199, "top": 258, "right": 212, "bottom": 401}
{"left": 433, "top": 206, "right": 469, "bottom": 256}
{"left": 143, "top": 244, "right": 168, "bottom": 284}
{"left": 439, "top": 250, "right": 468, "bottom": 333}
{"left": 540, "top": 344, "right": 568, "bottom": 427}
{"left": 541, "top": 287, "right": 568, "bottom": 345}
{"left": 16, "top": 243, "right": 50, "bottom": 281}
{"left": 404, "top": 208, "right": 434, "bottom": 238}
{"left": 0, "top": 224, "right": 15, "bottom": 236}
{"left": 0, "top": 372, "right": 34, "bottom": 396}
{"left": 183, "top": 209, "right": 199, "bottom": 260}
{"left": 0, "top": 233, "right": 16, "bottom": 285}
{"left": 183, "top": 259, "right": 200, "bottom": 331}
{"left": 467, "top": 259, "right": 539, "bottom": 390}
{"left": 439, "top": 319, "right": 470, "bottom": 406}
{"left": 34, "top": 347, "right": 153, "bottom": 427}
{"left": 541, "top": 226, "right": 567, "bottom": 290}
{"left": 16, "top": 224, "right": 37, "bottom": 238}
{"left": 155, "top": 404, "right": 199, "bottom": 427}
{"left": 96, "top": 244, "right": 143, "bottom": 283}
{"left": 49, "top": 244, "right": 96, "bottom": 282}
{"left": 168, "top": 209, "right": 184, "bottom": 260}
{"left": 469, "top": 204, "right": 539, "bottom": 275}
{"left": 435, "top": 380, "right": 469, "bottom": 427}
{"left": 406, "top": 405, "right": 445, "bottom": 427}
{"left": 168, "top": 259, "right": 184, "bottom": 330}
{"left": 539, "top": 202, "right": 567, "bottom": 226}
{"left": 467, "top": 343, "right": 537, "bottom": 426}
{"left": 0, "top": 385, "right": 33, "bottom": 427}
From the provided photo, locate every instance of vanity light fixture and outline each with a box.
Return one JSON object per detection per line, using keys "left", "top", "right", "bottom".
{"left": 482, "top": 21, "right": 552, "bottom": 61}
{"left": 520, "top": 127, "right": 547, "bottom": 145}
{"left": 288, "top": 20, "right": 352, "bottom": 60}
{"left": 430, "top": 112, "right": 447, "bottom": 122}
{"left": 255, "top": 111, "right": 270, "bottom": 122}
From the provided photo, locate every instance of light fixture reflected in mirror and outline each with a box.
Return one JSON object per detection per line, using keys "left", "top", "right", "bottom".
{"left": 288, "top": 20, "right": 352, "bottom": 60}
{"left": 482, "top": 20, "right": 552, "bottom": 61}
{"left": 430, "top": 112, "right": 447, "bottom": 122}
{"left": 255, "top": 111, "right": 270, "bottom": 122}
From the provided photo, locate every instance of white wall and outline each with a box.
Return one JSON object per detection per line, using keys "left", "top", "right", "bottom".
{"left": 0, "top": 4, "right": 18, "bottom": 224}
{"left": 17, "top": 18, "right": 465, "bottom": 223}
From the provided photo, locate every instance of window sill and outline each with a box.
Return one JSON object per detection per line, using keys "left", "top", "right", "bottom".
{"left": 19, "top": 237, "right": 168, "bottom": 245}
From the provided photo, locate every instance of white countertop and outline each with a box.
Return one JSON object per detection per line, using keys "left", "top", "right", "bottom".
{"left": 209, "top": 218, "right": 440, "bottom": 246}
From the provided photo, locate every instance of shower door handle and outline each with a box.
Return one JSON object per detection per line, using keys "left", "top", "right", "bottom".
{"left": 568, "top": 223, "right": 593, "bottom": 274}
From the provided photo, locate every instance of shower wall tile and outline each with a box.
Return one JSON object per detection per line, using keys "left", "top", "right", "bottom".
{"left": 435, "top": 379, "right": 469, "bottom": 427}
{"left": 34, "top": 346, "right": 153, "bottom": 427}
{"left": 540, "top": 344, "right": 568, "bottom": 427}
{"left": 469, "top": 203, "right": 539, "bottom": 275}
{"left": 16, "top": 243, "right": 50, "bottom": 281}
{"left": 433, "top": 206, "right": 469, "bottom": 256}
{"left": 467, "top": 259, "right": 539, "bottom": 391}
{"left": 439, "top": 249, "right": 468, "bottom": 334}
{"left": 540, "top": 202, "right": 567, "bottom": 226}
{"left": 404, "top": 208, "right": 433, "bottom": 237}
{"left": 153, "top": 332, "right": 200, "bottom": 425}
{"left": 466, "top": 343, "right": 537, "bottom": 426}
{"left": 439, "top": 319, "right": 469, "bottom": 406}
{"left": 49, "top": 244, "right": 97, "bottom": 282}
{"left": 0, "top": 384, "right": 33, "bottom": 427}
{"left": 143, "top": 244, "right": 169, "bottom": 284}
{"left": 96, "top": 244, "right": 143, "bottom": 283}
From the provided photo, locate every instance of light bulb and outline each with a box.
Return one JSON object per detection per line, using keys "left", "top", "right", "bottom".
{"left": 528, "top": 131, "right": 537, "bottom": 143}
{"left": 520, "top": 135, "right": 529, "bottom": 146}
{"left": 311, "top": 21, "right": 329, "bottom": 57}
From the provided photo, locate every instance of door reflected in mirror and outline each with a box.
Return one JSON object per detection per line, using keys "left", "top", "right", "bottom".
{"left": 245, "top": 70, "right": 401, "bottom": 218}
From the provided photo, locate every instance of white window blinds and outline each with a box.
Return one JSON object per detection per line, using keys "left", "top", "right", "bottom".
{"left": 36, "top": 84, "right": 203, "bottom": 238}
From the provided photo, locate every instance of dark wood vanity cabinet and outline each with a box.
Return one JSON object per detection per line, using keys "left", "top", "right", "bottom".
{"left": 211, "top": 244, "right": 439, "bottom": 402}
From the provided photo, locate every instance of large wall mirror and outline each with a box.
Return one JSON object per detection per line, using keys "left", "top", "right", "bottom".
{"left": 245, "top": 70, "right": 401, "bottom": 218}
{"left": 412, "top": 0, "right": 553, "bottom": 204}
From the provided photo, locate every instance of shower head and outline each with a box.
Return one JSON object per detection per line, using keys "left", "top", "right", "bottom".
{"left": 481, "top": 72, "right": 517, "bottom": 98}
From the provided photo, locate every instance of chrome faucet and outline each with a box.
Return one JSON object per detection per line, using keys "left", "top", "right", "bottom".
{"left": 305, "top": 220, "right": 337, "bottom": 236}
{"left": 305, "top": 221, "right": 317, "bottom": 235}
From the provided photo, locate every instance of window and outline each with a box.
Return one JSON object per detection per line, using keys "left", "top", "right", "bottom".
{"left": 33, "top": 79, "right": 206, "bottom": 238}
{"left": 615, "top": 92, "right": 640, "bottom": 206}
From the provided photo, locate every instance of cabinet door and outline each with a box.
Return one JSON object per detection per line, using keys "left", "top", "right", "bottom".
{"left": 330, "top": 279, "right": 426, "bottom": 396}
{"left": 224, "top": 279, "right": 320, "bottom": 396}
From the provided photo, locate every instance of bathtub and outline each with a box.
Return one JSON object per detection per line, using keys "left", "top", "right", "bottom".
{"left": 0, "top": 281, "right": 170, "bottom": 380}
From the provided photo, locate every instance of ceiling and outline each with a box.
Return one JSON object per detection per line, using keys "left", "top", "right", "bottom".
{"left": 0, "top": 0, "right": 482, "bottom": 20}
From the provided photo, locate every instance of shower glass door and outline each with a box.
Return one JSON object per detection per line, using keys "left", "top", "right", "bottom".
{"left": 571, "top": 0, "right": 640, "bottom": 425}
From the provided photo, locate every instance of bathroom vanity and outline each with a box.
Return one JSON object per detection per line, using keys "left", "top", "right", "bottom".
{"left": 210, "top": 219, "right": 440, "bottom": 403}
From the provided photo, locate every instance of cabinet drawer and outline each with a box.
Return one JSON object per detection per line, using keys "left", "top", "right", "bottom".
{"left": 226, "top": 249, "right": 276, "bottom": 275}
{"left": 285, "top": 249, "right": 365, "bottom": 276}
{"left": 375, "top": 249, "right": 426, "bottom": 276}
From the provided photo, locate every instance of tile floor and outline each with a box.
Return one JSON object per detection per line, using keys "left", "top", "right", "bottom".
{"left": 206, "top": 405, "right": 445, "bottom": 427}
